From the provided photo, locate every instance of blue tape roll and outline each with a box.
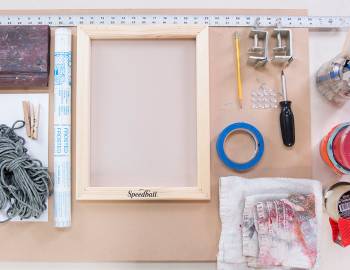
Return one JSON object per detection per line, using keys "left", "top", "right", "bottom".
{"left": 327, "top": 122, "right": 350, "bottom": 174}
{"left": 216, "top": 122, "right": 264, "bottom": 171}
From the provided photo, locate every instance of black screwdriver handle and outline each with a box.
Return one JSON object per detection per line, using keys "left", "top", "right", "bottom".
{"left": 279, "top": 100, "right": 295, "bottom": 147}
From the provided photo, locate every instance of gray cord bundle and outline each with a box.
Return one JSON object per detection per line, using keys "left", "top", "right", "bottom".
{"left": 0, "top": 120, "right": 53, "bottom": 222}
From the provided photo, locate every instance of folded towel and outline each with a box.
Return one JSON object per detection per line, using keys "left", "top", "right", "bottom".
{"left": 217, "top": 176, "right": 322, "bottom": 270}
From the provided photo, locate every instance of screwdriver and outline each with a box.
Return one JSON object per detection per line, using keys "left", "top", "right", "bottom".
{"left": 279, "top": 69, "right": 295, "bottom": 147}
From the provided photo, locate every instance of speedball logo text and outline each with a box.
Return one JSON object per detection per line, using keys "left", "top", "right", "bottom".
{"left": 128, "top": 189, "right": 158, "bottom": 199}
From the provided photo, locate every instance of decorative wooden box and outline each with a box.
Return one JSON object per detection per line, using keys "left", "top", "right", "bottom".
{"left": 0, "top": 25, "right": 50, "bottom": 88}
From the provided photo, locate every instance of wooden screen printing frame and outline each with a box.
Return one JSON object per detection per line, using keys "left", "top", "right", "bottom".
{"left": 75, "top": 25, "right": 210, "bottom": 200}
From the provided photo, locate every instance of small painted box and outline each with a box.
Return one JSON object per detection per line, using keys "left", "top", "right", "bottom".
{"left": 0, "top": 25, "right": 50, "bottom": 88}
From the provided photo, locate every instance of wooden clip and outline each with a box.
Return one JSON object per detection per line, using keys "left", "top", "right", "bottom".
{"left": 22, "top": 101, "right": 31, "bottom": 138}
{"left": 22, "top": 101, "right": 40, "bottom": 140}
{"left": 30, "top": 104, "right": 35, "bottom": 138}
{"left": 32, "top": 104, "right": 40, "bottom": 140}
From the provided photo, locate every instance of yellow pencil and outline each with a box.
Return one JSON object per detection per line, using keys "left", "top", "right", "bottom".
{"left": 234, "top": 32, "right": 243, "bottom": 109}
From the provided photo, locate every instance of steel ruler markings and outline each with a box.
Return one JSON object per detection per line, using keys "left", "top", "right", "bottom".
{"left": 0, "top": 15, "right": 349, "bottom": 28}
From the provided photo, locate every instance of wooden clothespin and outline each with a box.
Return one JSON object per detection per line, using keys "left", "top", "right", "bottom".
{"left": 32, "top": 104, "right": 40, "bottom": 140}
{"left": 22, "top": 101, "right": 31, "bottom": 138}
{"left": 22, "top": 101, "right": 40, "bottom": 140}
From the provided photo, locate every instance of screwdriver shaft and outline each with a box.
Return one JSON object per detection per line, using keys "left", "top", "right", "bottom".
{"left": 281, "top": 69, "right": 287, "bottom": 101}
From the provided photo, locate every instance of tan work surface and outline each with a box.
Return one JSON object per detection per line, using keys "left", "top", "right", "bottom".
{"left": 0, "top": 9, "right": 310, "bottom": 261}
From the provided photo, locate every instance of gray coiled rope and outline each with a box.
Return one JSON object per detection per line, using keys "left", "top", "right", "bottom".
{"left": 0, "top": 120, "right": 53, "bottom": 222}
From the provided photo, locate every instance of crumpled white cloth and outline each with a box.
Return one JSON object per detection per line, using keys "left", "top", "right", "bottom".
{"left": 217, "top": 176, "right": 322, "bottom": 270}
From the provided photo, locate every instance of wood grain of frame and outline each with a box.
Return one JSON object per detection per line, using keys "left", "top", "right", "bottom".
{"left": 76, "top": 25, "right": 210, "bottom": 200}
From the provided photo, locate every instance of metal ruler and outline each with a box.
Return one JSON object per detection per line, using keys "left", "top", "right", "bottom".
{"left": 1, "top": 14, "right": 350, "bottom": 28}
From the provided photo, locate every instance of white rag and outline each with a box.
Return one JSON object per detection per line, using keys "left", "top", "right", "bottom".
{"left": 217, "top": 176, "right": 323, "bottom": 270}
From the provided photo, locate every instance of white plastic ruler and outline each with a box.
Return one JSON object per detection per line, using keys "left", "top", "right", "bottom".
{"left": 0, "top": 14, "right": 349, "bottom": 28}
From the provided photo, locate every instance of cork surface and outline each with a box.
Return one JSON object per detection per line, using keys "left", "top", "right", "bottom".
{"left": 0, "top": 9, "right": 310, "bottom": 261}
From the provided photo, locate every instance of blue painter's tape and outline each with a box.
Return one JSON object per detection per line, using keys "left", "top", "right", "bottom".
{"left": 216, "top": 122, "right": 264, "bottom": 172}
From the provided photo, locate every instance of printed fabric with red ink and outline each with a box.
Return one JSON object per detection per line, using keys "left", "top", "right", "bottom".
{"left": 246, "top": 194, "right": 317, "bottom": 269}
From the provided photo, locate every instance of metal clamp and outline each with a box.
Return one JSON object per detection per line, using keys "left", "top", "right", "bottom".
{"left": 247, "top": 29, "right": 269, "bottom": 67}
{"left": 271, "top": 28, "right": 293, "bottom": 64}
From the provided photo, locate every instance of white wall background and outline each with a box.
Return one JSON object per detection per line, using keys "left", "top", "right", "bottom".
{"left": 0, "top": 0, "right": 349, "bottom": 269}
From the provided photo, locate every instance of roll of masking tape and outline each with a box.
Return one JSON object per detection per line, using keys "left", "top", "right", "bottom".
{"left": 325, "top": 182, "right": 350, "bottom": 221}
{"left": 216, "top": 122, "right": 264, "bottom": 172}
{"left": 320, "top": 125, "right": 341, "bottom": 174}
{"left": 333, "top": 126, "right": 350, "bottom": 170}
{"left": 327, "top": 123, "right": 350, "bottom": 175}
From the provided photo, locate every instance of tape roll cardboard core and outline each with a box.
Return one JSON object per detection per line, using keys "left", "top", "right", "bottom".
{"left": 223, "top": 129, "right": 257, "bottom": 164}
